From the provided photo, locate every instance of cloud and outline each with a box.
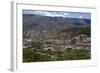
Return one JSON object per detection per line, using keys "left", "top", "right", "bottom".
{"left": 32, "top": 11, "right": 70, "bottom": 18}
{"left": 23, "top": 10, "right": 91, "bottom": 19}
{"left": 23, "top": 10, "right": 70, "bottom": 18}
{"left": 78, "top": 16, "right": 83, "bottom": 19}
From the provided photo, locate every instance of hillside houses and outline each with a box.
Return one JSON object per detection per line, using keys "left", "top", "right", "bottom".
{"left": 23, "top": 28, "right": 91, "bottom": 52}
{"left": 73, "top": 34, "right": 91, "bottom": 49}
{"left": 23, "top": 38, "right": 33, "bottom": 48}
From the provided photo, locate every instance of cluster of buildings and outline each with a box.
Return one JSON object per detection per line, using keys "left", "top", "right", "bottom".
{"left": 23, "top": 30, "right": 91, "bottom": 52}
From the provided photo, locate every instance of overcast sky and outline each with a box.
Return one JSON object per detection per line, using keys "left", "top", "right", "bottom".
{"left": 23, "top": 10, "right": 91, "bottom": 19}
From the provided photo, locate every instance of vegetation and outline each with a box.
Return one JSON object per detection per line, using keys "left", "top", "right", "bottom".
{"left": 62, "top": 27, "right": 91, "bottom": 37}
{"left": 23, "top": 12, "right": 91, "bottom": 63}
{"left": 23, "top": 47, "right": 90, "bottom": 62}
{"left": 23, "top": 27, "right": 91, "bottom": 62}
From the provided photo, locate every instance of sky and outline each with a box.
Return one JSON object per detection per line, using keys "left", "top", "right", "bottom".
{"left": 23, "top": 10, "right": 91, "bottom": 19}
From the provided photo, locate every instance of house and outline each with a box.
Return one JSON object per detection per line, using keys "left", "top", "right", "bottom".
{"left": 43, "top": 47, "right": 55, "bottom": 51}
{"left": 23, "top": 38, "right": 32, "bottom": 48}
{"left": 63, "top": 45, "right": 73, "bottom": 51}
{"left": 73, "top": 34, "right": 91, "bottom": 49}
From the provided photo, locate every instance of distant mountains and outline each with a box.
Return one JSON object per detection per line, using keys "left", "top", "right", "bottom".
{"left": 23, "top": 14, "right": 91, "bottom": 32}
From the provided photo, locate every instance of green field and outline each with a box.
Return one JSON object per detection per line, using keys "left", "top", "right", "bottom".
{"left": 23, "top": 47, "right": 91, "bottom": 62}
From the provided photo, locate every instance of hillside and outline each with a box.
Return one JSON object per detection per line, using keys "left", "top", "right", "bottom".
{"left": 23, "top": 14, "right": 91, "bottom": 32}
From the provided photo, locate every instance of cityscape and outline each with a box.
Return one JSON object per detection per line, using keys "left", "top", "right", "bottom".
{"left": 23, "top": 10, "right": 91, "bottom": 62}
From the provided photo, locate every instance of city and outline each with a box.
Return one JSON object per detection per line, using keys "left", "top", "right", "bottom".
{"left": 23, "top": 10, "right": 91, "bottom": 62}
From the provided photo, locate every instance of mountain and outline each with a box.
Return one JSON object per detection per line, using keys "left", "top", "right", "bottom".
{"left": 23, "top": 14, "right": 91, "bottom": 38}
